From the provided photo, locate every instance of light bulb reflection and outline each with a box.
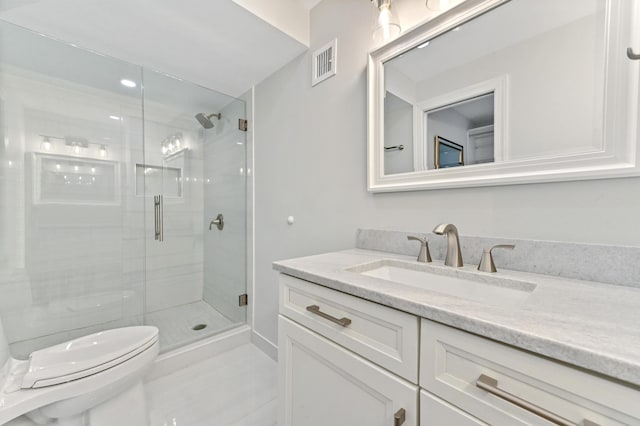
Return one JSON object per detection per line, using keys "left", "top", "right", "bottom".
{"left": 373, "top": 0, "right": 401, "bottom": 43}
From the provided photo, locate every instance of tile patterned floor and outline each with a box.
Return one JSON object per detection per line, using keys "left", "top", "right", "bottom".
{"left": 145, "top": 301, "right": 237, "bottom": 353}
{"left": 4, "top": 343, "right": 277, "bottom": 426}
{"left": 146, "top": 344, "right": 278, "bottom": 426}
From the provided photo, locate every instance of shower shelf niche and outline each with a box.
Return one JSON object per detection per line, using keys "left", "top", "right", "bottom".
{"left": 135, "top": 164, "right": 183, "bottom": 198}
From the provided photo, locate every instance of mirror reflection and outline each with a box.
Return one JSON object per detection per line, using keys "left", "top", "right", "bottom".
{"left": 381, "top": 0, "right": 605, "bottom": 176}
{"left": 430, "top": 93, "right": 494, "bottom": 169}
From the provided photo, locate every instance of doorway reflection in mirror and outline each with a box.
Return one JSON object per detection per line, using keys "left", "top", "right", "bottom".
{"left": 427, "top": 93, "right": 494, "bottom": 169}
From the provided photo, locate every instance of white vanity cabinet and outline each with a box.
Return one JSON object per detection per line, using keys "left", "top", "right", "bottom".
{"left": 278, "top": 274, "right": 419, "bottom": 426}
{"left": 278, "top": 273, "right": 640, "bottom": 426}
{"left": 419, "top": 319, "right": 640, "bottom": 425}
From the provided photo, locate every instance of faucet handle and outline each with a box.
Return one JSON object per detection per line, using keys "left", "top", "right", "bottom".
{"left": 407, "top": 236, "right": 432, "bottom": 263}
{"left": 477, "top": 244, "right": 515, "bottom": 273}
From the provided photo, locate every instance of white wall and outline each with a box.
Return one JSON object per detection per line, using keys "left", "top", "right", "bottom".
{"left": 254, "top": 0, "right": 640, "bottom": 350}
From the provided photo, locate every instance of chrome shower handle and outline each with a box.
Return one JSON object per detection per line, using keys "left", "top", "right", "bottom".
{"left": 209, "top": 214, "right": 224, "bottom": 231}
{"left": 154, "top": 195, "right": 164, "bottom": 242}
{"left": 159, "top": 195, "right": 163, "bottom": 242}
{"left": 154, "top": 196, "right": 160, "bottom": 241}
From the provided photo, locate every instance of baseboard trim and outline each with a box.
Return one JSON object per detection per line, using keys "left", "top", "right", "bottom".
{"left": 251, "top": 329, "right": 278, "bottom": 361}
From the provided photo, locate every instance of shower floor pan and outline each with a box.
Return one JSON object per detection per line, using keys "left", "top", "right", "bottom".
{"left": 9, "top": 301, "right": 238, "bottom": 357}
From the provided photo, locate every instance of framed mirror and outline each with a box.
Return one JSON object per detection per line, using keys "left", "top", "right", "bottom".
{"left": 367, "top": 0, "right": 640, "bottom": 192}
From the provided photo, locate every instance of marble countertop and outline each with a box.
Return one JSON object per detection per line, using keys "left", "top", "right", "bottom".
{"left": 273, "top": 249, "right": 640, "bottom": 387}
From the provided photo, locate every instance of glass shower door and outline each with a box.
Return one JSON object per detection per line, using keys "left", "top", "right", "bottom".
{"left": 0, "top": 21, "right": 146, "bottom": 358}
{"left": 141, "top": 70, "right": 247, "bottom": 352}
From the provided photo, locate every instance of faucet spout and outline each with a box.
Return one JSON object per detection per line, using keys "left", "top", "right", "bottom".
{"left": 432, "top": 223, "right": 463, "bottom": 267}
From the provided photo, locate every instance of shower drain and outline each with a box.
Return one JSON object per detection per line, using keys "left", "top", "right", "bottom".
{"left": 192, "top": 324, "right": 207, "bottom": 331}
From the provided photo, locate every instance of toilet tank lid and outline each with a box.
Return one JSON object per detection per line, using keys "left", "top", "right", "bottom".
{"left": 21, "top": 326, "right": 158, "bottom": 389}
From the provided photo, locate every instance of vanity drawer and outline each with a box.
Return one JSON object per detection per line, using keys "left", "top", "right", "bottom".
{"left": 420, "top": 319, "right": 640, "bottom": 425}
{"left": 279, "top": 274, "right": 419, "bottom": 383}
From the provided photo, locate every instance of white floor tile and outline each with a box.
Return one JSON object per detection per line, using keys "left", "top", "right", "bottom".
{"left": 146, "top": 343, "right": 277, "bottom": 426}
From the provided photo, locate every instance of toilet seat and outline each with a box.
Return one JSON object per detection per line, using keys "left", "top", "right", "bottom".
{"left": 23, "top": 327, "right": 158, "bottom": 389}
{"left": 0, "top": 326, "right": 159, "bottom": 425}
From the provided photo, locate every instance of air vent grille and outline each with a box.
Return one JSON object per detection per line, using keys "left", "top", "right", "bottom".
{"left": 312, "top": 39, "right": 337, "bottom": 86}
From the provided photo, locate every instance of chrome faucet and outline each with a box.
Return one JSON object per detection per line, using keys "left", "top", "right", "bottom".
{"left": 432, "top": 223, "right": 463, "bottom": 267}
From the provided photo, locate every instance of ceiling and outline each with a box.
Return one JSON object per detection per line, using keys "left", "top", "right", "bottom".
{"left": 0, "top": 0, "right": 311, "bottom": 98}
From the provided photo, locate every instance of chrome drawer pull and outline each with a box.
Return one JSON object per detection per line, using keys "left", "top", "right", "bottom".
{"left": 476, "top": 374, "right": 600, "bottom": 426}
{"left": 394, "top": 408, "right": 406, "bottom": 426}
{"left": 305, "top": 305, "right": 352, "bottom": 327}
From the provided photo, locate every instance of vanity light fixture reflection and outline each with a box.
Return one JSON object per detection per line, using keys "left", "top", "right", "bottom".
{"left": 372, "top": 0, "right": 401, "bottom": 43}
{"left": 426, "top": 0, "right": 450, "bottom": 11}
{"left": 41, "top": 137, "right": 52, "bottom": 151}
{"left": 161, "top": 133, "right": 185, "bottom": 157}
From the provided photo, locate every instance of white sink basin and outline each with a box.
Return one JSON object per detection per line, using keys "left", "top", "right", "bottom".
{"left": 347, "top": 259, "right": 536, "bottom": 305}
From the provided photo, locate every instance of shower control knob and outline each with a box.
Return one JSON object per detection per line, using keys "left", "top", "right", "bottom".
{"left": 209, "top": 214, "right": 224, "bottom": 231}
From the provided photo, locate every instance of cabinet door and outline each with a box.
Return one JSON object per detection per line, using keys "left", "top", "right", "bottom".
{"left": 278, "top": 315, "right": 418, "bottom": 426}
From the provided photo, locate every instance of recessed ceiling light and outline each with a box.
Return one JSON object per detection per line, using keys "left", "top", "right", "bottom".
{"left": 120, "top": 79, "right": 137, "bottom": 88}
{"left": 109, "top": 115, "right": 121, "bottom": 120}
{"left": 417, "top": 41, "right": 430, "bottom": 49}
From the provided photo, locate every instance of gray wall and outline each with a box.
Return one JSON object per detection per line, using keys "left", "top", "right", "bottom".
{"left": 384, "top": 93, "right": 414, "bottom": 175}
{"left": 253, "top": 0, "right": 640, "bottom": 349}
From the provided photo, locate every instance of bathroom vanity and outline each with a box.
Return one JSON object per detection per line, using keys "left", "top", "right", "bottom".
{"left": 274, "top": 249, "right": 640, "bottom": 426}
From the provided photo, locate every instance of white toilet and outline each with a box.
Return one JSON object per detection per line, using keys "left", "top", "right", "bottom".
{"left": 0, "top": 318, "right": 159, "bottom": 425}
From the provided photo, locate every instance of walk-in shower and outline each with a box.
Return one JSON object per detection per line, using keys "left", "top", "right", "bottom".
{"left": 0, "top": 21, "right": 247, "bottom": 357}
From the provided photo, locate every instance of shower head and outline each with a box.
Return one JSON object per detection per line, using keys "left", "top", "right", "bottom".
{"left": 195, "top": 112, "right": 221, "bottom": 129}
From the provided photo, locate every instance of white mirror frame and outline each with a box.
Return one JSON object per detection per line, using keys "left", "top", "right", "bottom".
{"left": 367, "top": 0, "right": 640, "bottom": 192}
